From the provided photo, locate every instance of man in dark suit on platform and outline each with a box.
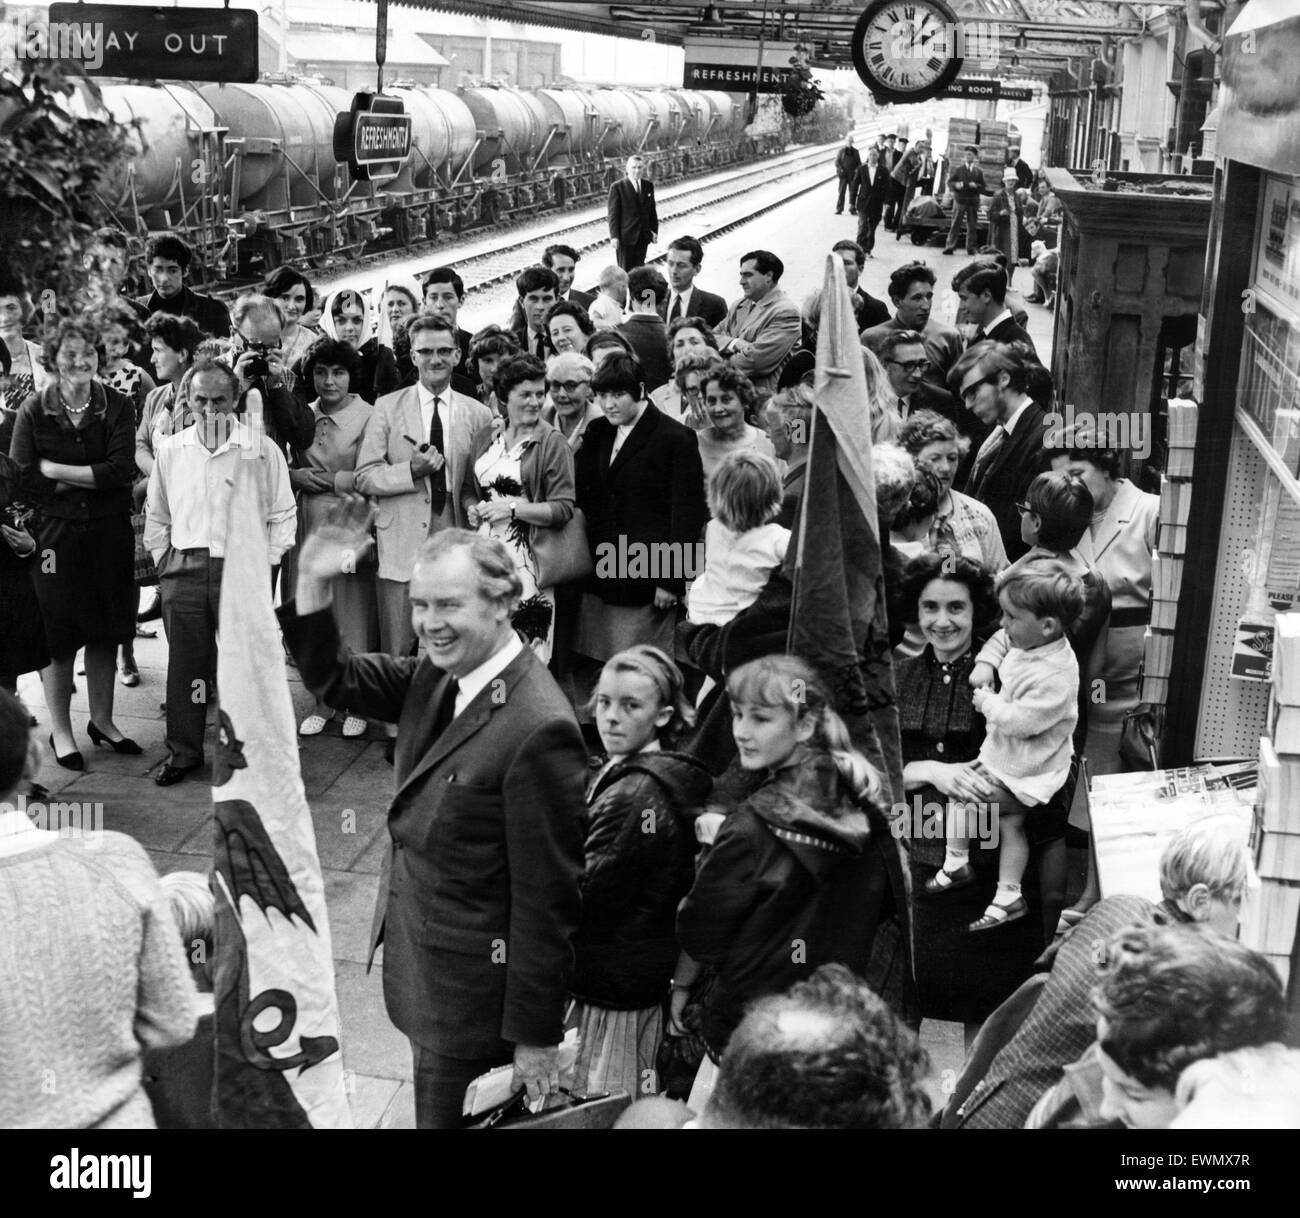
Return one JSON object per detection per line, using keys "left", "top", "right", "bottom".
{"left": 660, "top": 236, "right": 727, "bottom": 328}
{"left": 280, "top": 522, "right": 587, "bottom": 1129}
{"left": 851, "top": 147, "right": 890, "bottom": 256}
{"left": 509, "top": 265, "right": 559, "bottom": 361}
{"left": 954, "top": 262, "right": 1037, "bottom": 353}
{"left": 944, "top": 145, "right": 986, "bottom": 256}
{"left": 957, "top": 344, "right": 1051, "bottom": 559}
{"left": 507, "top": 245, "right": 594, "bottom": 333}
{"left": 618, "top": 267, "right": 672, "bottom": 393}
{"left": 608, "top": 155, "right": 658, "bottom": 271}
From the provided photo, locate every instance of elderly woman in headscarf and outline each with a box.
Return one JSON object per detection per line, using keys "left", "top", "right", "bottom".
{"left": 316, "top": 287, "right": 400, "bottom": 405}
{"left": 374, "top": 274, "right": 423, "bottom": 390}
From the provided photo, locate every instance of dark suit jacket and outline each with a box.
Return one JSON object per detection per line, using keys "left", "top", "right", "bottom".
{"left": 575, "top": 403, "right": 706, "bottom": 604}
{"left": 948, "top": 163, "right": 986, "bottom": 202}
{"left": 617, "top": 315, "right": 672, "bottom": 393}
{"left": 137, "top": 286, "right": 231, "bottom": 339}
{"left": 961, "top": 400, "right": 1051, "bottom": 560}
{"left": 508, "top": 292, "right": 594, "bottom": 334}
{"left": 658, "top": 287, "right": 728, "bottom": 330}
{"left": 977, "top": 315, "right": 1037, "bottom": 355}
{"left": 850, "top": 163, "right": 890, "bottom": 214}
{"left": 608, "top": 178, "right": 658, "bottom": 245}
{"left": 277, "top": 606, "right": 587, "bottom": 1056}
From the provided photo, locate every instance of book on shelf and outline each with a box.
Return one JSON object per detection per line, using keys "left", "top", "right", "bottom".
{"left": 1151, "top": 598, "right": 1178, "bottom": 631}
{"left": 1159, "top": 475, "right": 1193, "bottom": 525}
{"left": 1167, "top": 397, "right": 1199, "bottom": 448}
{"left": 1239, "top": 879, "right": 1300, "bottom": 955}
{"left": 1258, "top": 832, "right": 1300, "bottom": 880}
{"left": 1152, "top": 553, "right": 1185, "bottom": 602}
{"left": 1138, "top": 672, "right": 1169, "bottom": 703}
{"left": 1258, "top": 736, "right": 1300, "bottom": 832}
{"left": 1166, "top": 446, "right": 1196, "bottom": 478}
{"left": 1158, "top": 522, "right": 1187, "bottom": 554}
{"left": 1272, "top": 612, "right": 1300, "bottom": 753}
{"left": 1142, "top": 627, "right": 1175, "bottom": 676}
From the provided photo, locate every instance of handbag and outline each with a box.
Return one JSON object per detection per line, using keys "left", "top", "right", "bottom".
{"left": 470, "top": 1087, "right": 631, "bottom": 1129}
{"left": 1119, "top": 702, "right": 1164, "bottom": 772}
{"left": 531, "top": 508, "right": 593, "bottom": 590}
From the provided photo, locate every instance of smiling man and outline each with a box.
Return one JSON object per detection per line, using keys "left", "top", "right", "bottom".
{"left": 355, "top": 316, "right": 492, "bottom": 700}
{"left": 861, "top": 262, "right": 964, "bottom": 389}
{"left": 280, "top": 518, "right": 587, "bottom": 1128}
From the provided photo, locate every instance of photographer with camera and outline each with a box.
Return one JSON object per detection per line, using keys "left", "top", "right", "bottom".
{"left": 229, "top": 295, "right": 315, "bottom": 458}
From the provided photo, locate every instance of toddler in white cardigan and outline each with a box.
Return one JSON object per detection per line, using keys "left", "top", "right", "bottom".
{"left": 924, "top": 558, "right": 1083, "bottom": 932}
{"left": 687, "top": 450, "right": 790, "bottom": 627}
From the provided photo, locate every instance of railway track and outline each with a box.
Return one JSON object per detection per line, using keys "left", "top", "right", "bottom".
{"left": 313, "top": 123, "right": 877, "bottom": 303}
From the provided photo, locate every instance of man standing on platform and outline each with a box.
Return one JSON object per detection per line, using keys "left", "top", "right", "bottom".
{"left": 422, "top": 268, "right": 478, "bottom": 397}
{"left": 145, "top": 359, "right": 296, "bottom": 786}
{"left": 851, "top": 146, "right": 890, "bottom": 257}
{"left": 715, "top": 251, "right": 802, "bottom": 396}
{"left": 281, "top": 519, "right": 586, "bottom": 1129}
{"left": 943, "top": 145, "right": 986, "bottom": 256}
{"left": 509, "top": 267, "right": 560, "bottom": 362}
{"left": 618, "top": 267, "right": 672, "bottom": 393}
{"left": 891, "top": 138, "right": 930, "bottom": 223}
{"left": 955, "top": 263, "right": 1037, "bottom": 351}
{"left": 608, "top": 155, "right": 658, "bottom": 272}
{"left": 834, "top": 134, "right": 861, "bottom": 215}
{"left": 884, "top": 135, "right": 908, "bottom": 231}
{"left": 355, "top": 317, "right": 492, "bottom": 736}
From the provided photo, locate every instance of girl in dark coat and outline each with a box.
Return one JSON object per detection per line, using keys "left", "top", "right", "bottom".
{"left": 676, "top": 655, "right": 894, "bottom": 1061}
{"left": 569, "top": 646, "right": 713, "bottom": 1098}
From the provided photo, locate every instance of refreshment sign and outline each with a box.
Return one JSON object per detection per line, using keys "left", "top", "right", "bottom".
{"left": 42, "top": 4, "right": 258, "bottom": 82}
{"left": 334, "top": 93, "right": 411, "bottom": 184}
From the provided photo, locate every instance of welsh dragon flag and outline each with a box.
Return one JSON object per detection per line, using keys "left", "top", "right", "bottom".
{"left": 211, "top": 454, "right": 352, "bottom": 1128}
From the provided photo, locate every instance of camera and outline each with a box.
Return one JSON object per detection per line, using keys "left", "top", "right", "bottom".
{"left": 241, "top": 340, "right": 274, "bottom": 381}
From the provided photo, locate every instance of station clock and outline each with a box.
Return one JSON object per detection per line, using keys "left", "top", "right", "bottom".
{"left": 851, "top": 0, "right": 968, "bottom": 103}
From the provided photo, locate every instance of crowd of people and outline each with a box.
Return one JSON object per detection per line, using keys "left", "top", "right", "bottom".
{"left": 0, "top": 196, "right": 1294, "bottom": 1131}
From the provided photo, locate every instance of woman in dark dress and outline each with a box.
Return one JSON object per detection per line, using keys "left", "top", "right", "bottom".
{"left": 0, "top": 344, "right": 50, "bottom": 696}
{"left": 7, "top": 317, "right": 139, "bottom": 767}
{"left": 897, "top": 552, "right": 1049, "bottom": 1032}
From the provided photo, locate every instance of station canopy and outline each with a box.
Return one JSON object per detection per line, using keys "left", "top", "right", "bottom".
{"left": 383, "top": 0, "right": 1155, "bottom": 79}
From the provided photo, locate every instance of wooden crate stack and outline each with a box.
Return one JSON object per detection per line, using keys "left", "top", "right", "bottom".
{"left": 1139, "top": 398, "right": 1199, "bottom": 704}
{"left": 978, "top": 119, "right": 1010, "bottom": 187}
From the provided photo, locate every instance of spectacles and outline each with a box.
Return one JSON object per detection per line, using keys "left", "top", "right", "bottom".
{"left": 960, "top": 377, "right": 994, "bottom": 402}
{"left": 412, "top": 347, "right": 456, "bottom": 360}
{"left": 1015, "top": 502, "right": 1035, "bottom": 515}
{"left": 887, "top": 358, "right": 930, "bottom": 374}
{"left": 546, "top": 380, "right": 589, "bottom": 394}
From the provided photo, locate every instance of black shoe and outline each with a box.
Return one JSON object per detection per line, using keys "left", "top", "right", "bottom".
{"left": 155, "top": 762, "right": 200, "bottom": 787}
{"left": 384, "top": 738, "right": 396, "bottom": 765}
{"left": 941, "top": 248, "right": 955, "bottom": 255}
{"left": 48, "top": 734, "right": 84, "bottom": 771}
{"left": 87, "top": 721, "right": 143, "bottom": 755}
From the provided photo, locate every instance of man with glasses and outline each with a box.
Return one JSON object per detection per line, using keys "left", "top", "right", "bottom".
{"left": 356, "top": 317, "right": 493, "bottom": 698}
{"left": 874, "top": 329, "right": 965, "bottom": 432}
{"left": 228, "top": 294, "right": 315, "bottom": 457}
{"left": 954, "top": 343, "right": 1050, "bottom": 559}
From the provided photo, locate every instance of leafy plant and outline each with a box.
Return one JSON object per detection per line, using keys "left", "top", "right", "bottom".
{"left": 0, "top": 59, "right": 134, "bottom": 312}
{"left": 781, "top": 57, "right": 823, "bottom": 118}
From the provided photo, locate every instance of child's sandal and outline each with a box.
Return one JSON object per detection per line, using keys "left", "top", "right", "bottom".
{"left": 969, "top": 896, "right": 1028, "bottom": 933}
{"left": 923, "top": 863, "right": 976, "bottom": 895}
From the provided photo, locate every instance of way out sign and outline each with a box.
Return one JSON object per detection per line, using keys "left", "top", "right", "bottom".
{"left": 334, "top": 93, "right": 412, "bottom": 184}
{"left": 46, "top": 5, "right": 258, "bottom": 82}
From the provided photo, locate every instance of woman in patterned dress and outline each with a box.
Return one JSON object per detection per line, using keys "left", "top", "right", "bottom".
{"left": 0, "top": 278, "right": 53, "bottom": 413}
{"left": 463, "top": 355, "right": 576, "bottom": 664}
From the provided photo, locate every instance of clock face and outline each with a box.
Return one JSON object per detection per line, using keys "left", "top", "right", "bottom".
{"left": 852, "top": 0, "right": 966, "bottom": 103}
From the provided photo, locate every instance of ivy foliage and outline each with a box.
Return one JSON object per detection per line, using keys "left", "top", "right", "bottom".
{"left": 781, "top": 58, "right": 824, "bottom": 118}
{"left": 0, "top": 60, "right": 134, "bottom": 307}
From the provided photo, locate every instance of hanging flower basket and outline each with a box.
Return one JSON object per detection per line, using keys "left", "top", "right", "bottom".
{"left": 781, "top": 61, "right": 823, "bottom": 117}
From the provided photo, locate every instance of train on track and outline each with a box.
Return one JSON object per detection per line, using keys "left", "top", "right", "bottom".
{"left": 89, "top": 79, "right": 850, "bottom": 284}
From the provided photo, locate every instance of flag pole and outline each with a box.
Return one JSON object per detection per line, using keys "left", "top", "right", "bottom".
{"left": 786, "top": 402, "right": 819, "bottom": 653}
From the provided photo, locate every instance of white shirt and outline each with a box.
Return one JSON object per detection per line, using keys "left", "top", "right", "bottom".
{"left": 665, "top": 285, "right": 696, "bottom": 321}
{"left": 145, "top": 420, "right": 297, "bottom": 564}
{"left": 417, "top": 382, "right": 452, "bottom": 448}
{"left": 610, "top": 401, "right": 648, "bottom": 462}
{"left": 0, "top": 808, "right": 56, "bottom": 859}
{"left": 978, "top": 308, "right": 1014, "bottom": 340}
{"left": 688, "top": 520, "right": 790, "bottom": 626}
{"left": 1001, "top": 394, "right": 1035, "bottom": 438}
{"left": 454, "top": 630, "right": 524, "bottom": 718}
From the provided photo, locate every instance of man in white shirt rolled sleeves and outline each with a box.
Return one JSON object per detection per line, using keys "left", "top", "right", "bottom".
{"left": 144, "top": 358, "right": 297, "bottom": 786}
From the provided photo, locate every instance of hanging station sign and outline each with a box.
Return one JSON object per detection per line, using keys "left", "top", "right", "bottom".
{"left": 333, "top": 93, "right": 411, "bottom": 184}
{"left": 683, "top": 35, "right": 801, "bottom": 94}
{"left": 40, "top": 4, "right": 259, "bottom": 82}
